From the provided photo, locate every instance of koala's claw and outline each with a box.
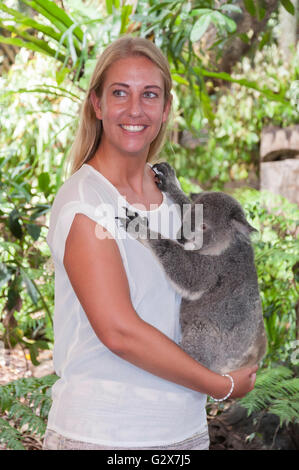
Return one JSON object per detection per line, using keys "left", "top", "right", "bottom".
{"left": 115, "top": 207, "right": 149, "bottom": 239}
{"left": 115, "top": 207, "right": 136, "bottom": 231}
{"left": 152, "top": 162, "right": 176, "bottom": 191}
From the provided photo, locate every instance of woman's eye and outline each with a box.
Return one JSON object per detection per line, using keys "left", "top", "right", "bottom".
{"left": 144, "top": 91, "right": 157, "bottom": 98}
{"left": 113, "top": 89, "right": 126, "bottom": 97}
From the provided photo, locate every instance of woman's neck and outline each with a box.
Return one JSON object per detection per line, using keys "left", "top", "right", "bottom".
{"left": 87, "top": 149, "right": 154, "bottom": 197}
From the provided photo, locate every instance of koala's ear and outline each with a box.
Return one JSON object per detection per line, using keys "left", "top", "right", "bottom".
{"left": 231, "top": 211, "right": 258, "bottom": 237}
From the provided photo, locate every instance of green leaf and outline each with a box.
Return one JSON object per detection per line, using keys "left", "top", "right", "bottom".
{"left": 199, "top": 69, "right": 288, "bottom": 104}
{"left": 210, "top": 11, "right": 237, "bottom": 33}
{"left": 190, "top": 8, "right": 213, "bottom": 17}
{"left": 220, "top": 4, "right": 243, "bottom": 15}
{"left": 106, "top": 0, "right": 113, "bottom": 14}
{"left": 56, "top": 66, "right": 70, "bottom": 85}
{"left": 120, "top": 4, "right": 133, "bottom": 34}
{"left": 190, "top": 14, "right": 211, "bottom": 42}
{"left": 172, "top": 74, "right": 189, "bottom": 85}
{"left": 26, "top": 224, "right": 41, "bottom": 241}
{"left": 0, "top": 418, "right": 25, "bottom": 450}
{"left": 239, "top": 32, "right": 250, "bottom": 44}
{"left": 8, "top": 209, "right": 23, "bottom": 240}
{"left": 21, "top": 0, "right": 84, "bottom": 41}
{"left": 0, "top": 3, "right": 63, "bottom": 44}
{"left": 27, "top": 343, "right": 40, "bottom": 366}
{"left": 258, "top": 30, "right": 271, "bottom": 50}
{"left": 20, "top": 268, "right": 39, "bottom": 305}
{"left": 243, "top": 0, "right": 256, "bottom": 16}
{"left": 0, "top": 33, "right": 65, "bottom": 62}
{"left": 0, "top": 86, "right": 80, "bottom": 103}
{"left": 38, "top": 172, "right": 50, "bottom": 193}
{"left": 0, "top": 263, "right": 12, "bottom": 288}
{"left": 280, "top": 0, "right": 295, "bottom": 15}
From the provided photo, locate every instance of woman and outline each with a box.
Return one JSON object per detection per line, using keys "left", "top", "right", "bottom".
{"left": 43, "top": 35, "right": 257, "bottom": 450}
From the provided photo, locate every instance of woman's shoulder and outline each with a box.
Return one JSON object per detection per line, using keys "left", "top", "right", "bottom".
{"left": 51, "top": 164, "right": 107, "bottom": 211}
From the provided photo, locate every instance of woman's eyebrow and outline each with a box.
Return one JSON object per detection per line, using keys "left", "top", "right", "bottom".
{"left": 109, "top": 82, "right": 129, "bottom": 88}
{"left": 109, "top": 82, "right": 162, "bottom": 90}
{"left": 144, "top": 85, "right": 162, "bottom": 89}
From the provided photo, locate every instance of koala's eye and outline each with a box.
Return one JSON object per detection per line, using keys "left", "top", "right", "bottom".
{"left": 201, "top": 223, "right": 207, "bottom": 230}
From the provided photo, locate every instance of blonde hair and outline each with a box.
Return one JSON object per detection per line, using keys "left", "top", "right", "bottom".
{"left": 67, "top": 35, "right": 172, "bottom": 175}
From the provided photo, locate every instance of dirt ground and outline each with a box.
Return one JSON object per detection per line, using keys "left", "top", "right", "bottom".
{"left": 1, "top": 346, "right": 298, "bottom": 451}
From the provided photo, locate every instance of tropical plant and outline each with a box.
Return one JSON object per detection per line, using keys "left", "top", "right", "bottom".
{"left": 159, "top": 41, "right": 299, "bottom": 189}
{"left": 0, "top": 49, "right": 80, "bottom": 359}
{"left": 233, "top": 188, "right": 299, "bottom": 365}
{"left": 0, "top": 373, "right": 58, "bottom": 450}
{"left": 239, "top": 365, "right": 299, "bottom": 427}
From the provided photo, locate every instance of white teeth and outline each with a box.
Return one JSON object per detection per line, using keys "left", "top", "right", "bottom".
{"left": 121, "top": 125, "right": 146, "bottom": 132}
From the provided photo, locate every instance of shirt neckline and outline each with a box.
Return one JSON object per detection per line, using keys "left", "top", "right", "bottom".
{"left": 82, "top": 162, "right": 166, "bottom": 214}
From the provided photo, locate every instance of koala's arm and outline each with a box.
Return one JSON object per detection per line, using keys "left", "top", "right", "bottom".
{"left": 152, "top": 162, "right": 191, "bottom": 209}
{"left": 164, "top": 182, "right": 191, "bottom": 209}
{"left": 142, "top": 233, "right": 218, "bottom": 299}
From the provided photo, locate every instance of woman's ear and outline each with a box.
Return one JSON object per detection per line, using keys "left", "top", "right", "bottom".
{"left": 162, "top": 94, "right": 172, "bottom": 124}
{"left": 90, "top": 90, "right": 102, "bottom": 120}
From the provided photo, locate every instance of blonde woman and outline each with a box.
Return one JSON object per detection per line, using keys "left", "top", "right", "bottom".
{"left": 43, "top": 36, "right": 257, "bottom": 450}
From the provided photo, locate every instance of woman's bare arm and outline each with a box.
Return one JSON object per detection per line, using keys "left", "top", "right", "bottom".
{"left": 63, "top": 214, "right": 257, "bottom": 399}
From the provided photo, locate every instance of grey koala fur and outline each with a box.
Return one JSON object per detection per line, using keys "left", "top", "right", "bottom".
{"left": 117, "top": 162, "right": 267, "bottom": 375}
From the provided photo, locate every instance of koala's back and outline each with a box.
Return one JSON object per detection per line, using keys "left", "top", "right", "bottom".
{"left": 180, "top": 238, "right": 267, "bottom": 374}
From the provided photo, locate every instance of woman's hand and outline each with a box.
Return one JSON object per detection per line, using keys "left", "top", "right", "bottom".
{"left": 212, "top": 365, "right": 258, "bottom": 400}
{"left": 230, "top": 365, "right": 258, "bottom": 398}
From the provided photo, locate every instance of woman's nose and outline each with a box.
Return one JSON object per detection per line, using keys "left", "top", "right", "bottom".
{"left": 128, "top": 94, "right": 143, "bottom": 117}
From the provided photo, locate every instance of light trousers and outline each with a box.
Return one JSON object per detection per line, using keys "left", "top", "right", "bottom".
{"left": 43, "top": 425, "right": 210, "bottom": 450}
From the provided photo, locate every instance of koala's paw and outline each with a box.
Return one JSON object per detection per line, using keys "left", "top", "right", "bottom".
{"left": 115, "top": 207, "right": 149, "bottom": 240}
{"left": 152, "top": 162, "right": 177, "bottom": 191}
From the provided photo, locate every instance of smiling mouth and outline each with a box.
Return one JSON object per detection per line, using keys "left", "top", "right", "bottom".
{"left": 120, "top": 124, "right": 147, "bottom": 132}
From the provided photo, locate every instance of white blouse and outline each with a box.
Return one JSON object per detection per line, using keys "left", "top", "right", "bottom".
{"left": 46, "top": 162, "right": 207, "bottom": 447}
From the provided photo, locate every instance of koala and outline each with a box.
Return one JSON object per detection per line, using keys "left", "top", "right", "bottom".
{"left": 116, "top": 162, "right": 267, "bottom": 374}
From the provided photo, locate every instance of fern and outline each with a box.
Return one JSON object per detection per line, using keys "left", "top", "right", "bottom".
{"left": 0, "top": 417, "right": 26, "bottom": 450}
{"left": 0, "top": 374, "right": 58, "bottom": 450}
{"left": 239, "top": 366, "right": 299, "bottom": 426}
{"left": 9, "top": 401, "right": 47, "bottom": 435}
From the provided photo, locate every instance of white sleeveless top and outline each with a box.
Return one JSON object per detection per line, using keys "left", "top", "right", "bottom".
{"left": 46, "top": 162, "right": 207, "bottom": 447}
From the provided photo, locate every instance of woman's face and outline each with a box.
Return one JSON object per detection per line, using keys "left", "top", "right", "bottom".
{"left": 91, "top": 55, "right": 171, "bottom": 159}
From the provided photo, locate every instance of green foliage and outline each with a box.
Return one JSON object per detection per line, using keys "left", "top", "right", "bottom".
{"left": 0, "top": 50, "right": 79, "bottom": 355}
{"left": 232, "top": 188, "right": 299, "bottom": 365}
{"left": 0, "top": 374, "right": 58, "bottom": 450}
{"left": 162, "top": 43, "right": 298, "bottom": 189}
{"left": 0, "top": 0, "right": 86, "bottom": 77}
{"left": 239, "top": 365, "right": 299, "bottom": 426}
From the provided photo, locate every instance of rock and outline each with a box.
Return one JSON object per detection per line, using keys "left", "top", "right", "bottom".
{"left": 260, "top": 125, "right": 299, "bottom": 162}
{"left": 260, "top": 159, "right": 299, "bottom": 205}
{"left": 260, "top": 125, "right": 299, "bottom": 205}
